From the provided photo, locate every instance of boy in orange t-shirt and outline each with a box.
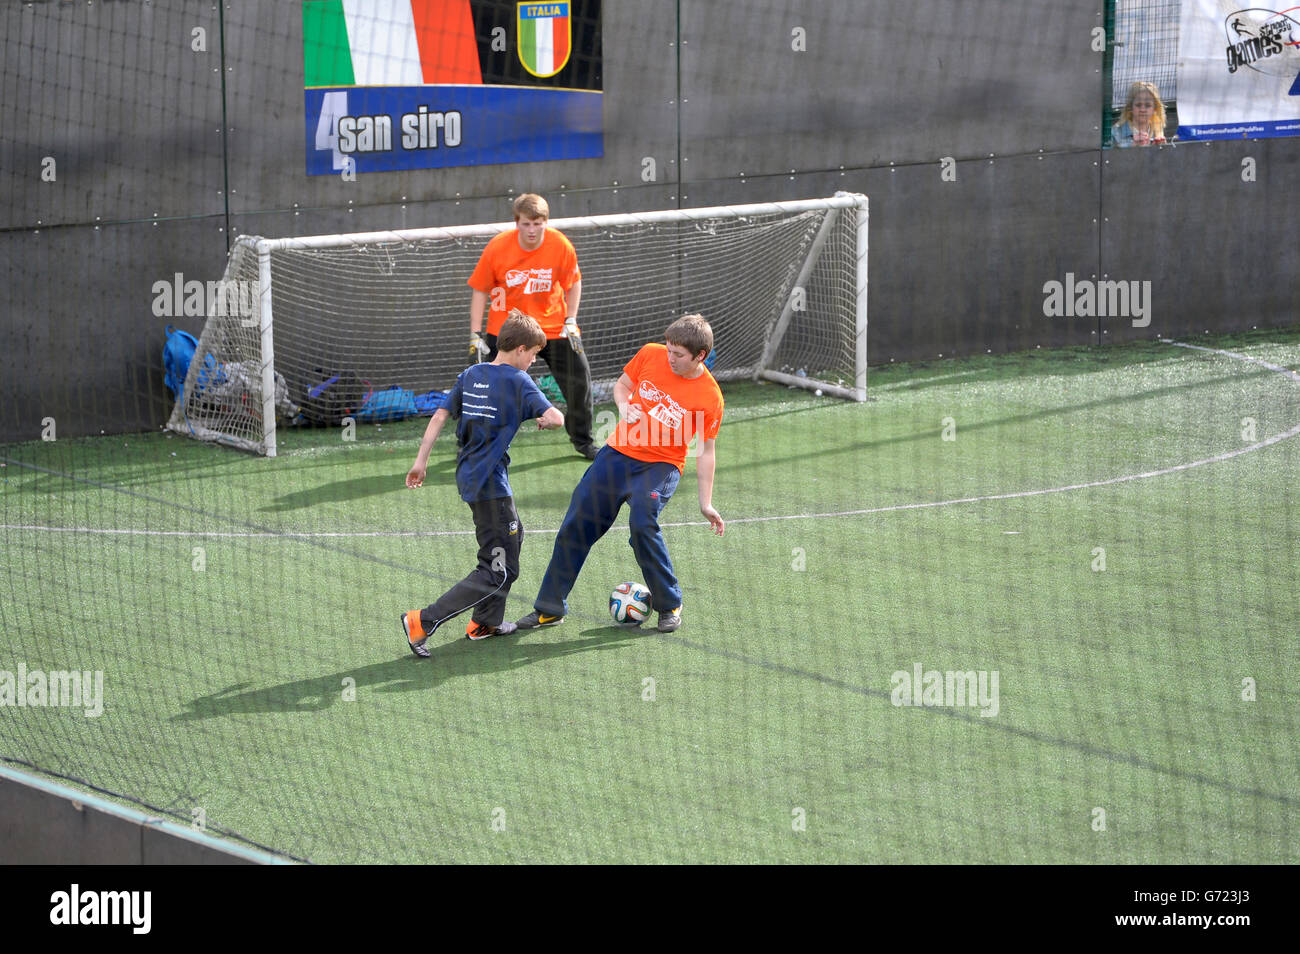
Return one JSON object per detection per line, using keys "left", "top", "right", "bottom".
{"left": 516, "top": 315, "right": 725, "bottom": 634}
{"left": 467, "top": 193, "right": 596, "bottom": 459}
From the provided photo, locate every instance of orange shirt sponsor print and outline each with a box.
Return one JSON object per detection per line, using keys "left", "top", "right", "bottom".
{"left": 609, "top": 344, "right": 723, "bottom": 473}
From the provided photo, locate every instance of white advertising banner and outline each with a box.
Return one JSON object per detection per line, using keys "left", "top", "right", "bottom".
{"left": 1176, "top": 1, "right": 1300, "bottom": 140}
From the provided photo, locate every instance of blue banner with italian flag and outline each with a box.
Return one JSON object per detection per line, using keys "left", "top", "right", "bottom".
{"left": 304, "top": 0, "right": 602, "bottom": 175}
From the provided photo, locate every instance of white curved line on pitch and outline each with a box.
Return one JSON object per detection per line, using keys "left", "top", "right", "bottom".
{"left": 4, "top": 341, "right": 1296, "bottom": 540}
{"left": 694, "top": 341, "right": 1300, "bottom": 528}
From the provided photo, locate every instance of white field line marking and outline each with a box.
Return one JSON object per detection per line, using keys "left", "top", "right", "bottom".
{"left": 870, "top": 368, "right": 982, "bottom": 391}
{"left": 0, "top": 524, "right": 479, "bottom": 538}
{"left": 4, "top": 341, "right": 1297, "bottom": 540}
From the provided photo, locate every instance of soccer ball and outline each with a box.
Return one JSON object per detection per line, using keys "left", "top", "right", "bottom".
{"left": 609, "top": 582, "right": 651, "bottom": 625}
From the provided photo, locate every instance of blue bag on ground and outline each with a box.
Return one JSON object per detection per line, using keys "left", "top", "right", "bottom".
{"left": 163, "top": 325, "right": 222, "bottom": 398}
{"left": 354, "top": 385, "right": 417, "bottom": 423}
{"left": 413, "top": 390, "right": 448, "bottom": 415}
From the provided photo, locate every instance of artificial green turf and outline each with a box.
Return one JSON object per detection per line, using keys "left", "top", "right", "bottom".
{"left": 2, "top": 329, "right": 1298, "bottom": 862}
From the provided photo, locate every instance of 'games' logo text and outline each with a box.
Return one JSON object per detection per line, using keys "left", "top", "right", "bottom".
{"left": 1224, "top": 9, "right": 1300, "bottom": 75}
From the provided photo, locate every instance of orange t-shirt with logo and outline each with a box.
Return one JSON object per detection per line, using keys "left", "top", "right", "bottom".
{"left": 467, "top": 228, "right": 580, "bottom": 338}
{"left": 608, "top": 343, "right": 724, "bottom": 473}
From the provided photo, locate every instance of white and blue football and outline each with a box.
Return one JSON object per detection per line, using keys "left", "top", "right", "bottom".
{"left": 609, "top": 582, "right": 651, "bottom": 625}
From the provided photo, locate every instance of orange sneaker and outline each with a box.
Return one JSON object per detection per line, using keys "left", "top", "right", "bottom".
{"left": 402, "top": 610, "right": 430, "bottom": 658}
{"left": 466, "top": 620, "right": 519, "bottom": 641}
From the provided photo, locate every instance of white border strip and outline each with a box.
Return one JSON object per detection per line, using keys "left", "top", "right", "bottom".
{"left": 0, "top": 764, "right": 294, "bottom": 864}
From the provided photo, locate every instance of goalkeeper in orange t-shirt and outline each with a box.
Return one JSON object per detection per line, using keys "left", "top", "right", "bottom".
{"left": 467, "top": 193, "right": 596, "bottom": 459}
{"left": 515, "top": 314, "right": 725, "bottom": 634}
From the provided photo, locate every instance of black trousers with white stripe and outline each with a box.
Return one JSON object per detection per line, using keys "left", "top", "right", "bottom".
{"left": 418, "top": 495, "right": 522, "bottom": 632}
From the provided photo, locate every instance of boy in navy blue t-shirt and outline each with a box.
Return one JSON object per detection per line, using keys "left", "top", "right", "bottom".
{"left": 402, "top": 311, "right": 563, "bottom": 655}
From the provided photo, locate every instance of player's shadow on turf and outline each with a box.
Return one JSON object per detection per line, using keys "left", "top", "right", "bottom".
{"left": 170, "top": 626, "right": 647, "bottom": 720}
{"left": 257, "top": 453, "right": 576, "bottom": 512}
{"left": 257, "top": 463, "right": 456, "bottom": 512}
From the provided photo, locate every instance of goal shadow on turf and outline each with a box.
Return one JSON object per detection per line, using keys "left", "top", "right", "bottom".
{"left": 170, "top": 626, "right": 648, "bottom": 720}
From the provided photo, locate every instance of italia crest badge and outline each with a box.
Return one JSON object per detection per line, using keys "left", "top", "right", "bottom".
{"left": 517, "top": 2, "right": 572, "bottom": 78}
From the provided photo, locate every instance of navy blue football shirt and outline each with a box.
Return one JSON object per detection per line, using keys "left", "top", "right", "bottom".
{"left": 444, "top": 363, "right": 553, "bottom": 502}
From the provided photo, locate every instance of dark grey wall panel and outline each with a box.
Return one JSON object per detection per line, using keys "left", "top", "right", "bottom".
{"left": 221, "top": 1, "right": 680, "bottom": 215}
{"left": 0, "top": 772, "right": 143, "bottom": 863}
{"left": 1101, "top": 139, "right": 1300, "bottom": 345}
{"left": 230, "top": 195, "right": 519, "bottom": 246}
{"left": 865, "top": 152, "right": 1101, "bottom": 363}
{"left": 1, "top": 217, "right": 229, "bottom": 443}
{"left": 0, "top": 0, "right": 226, "bottom": 229}
{"left": 227, "top": 183, "right": 684, "bottom": 244}
{"left": 679, "top": 0, "right": 1103, "bottom": 183}
{"left": 639, "top": 153, "right": 1100, "bottom": 365}
{"left": 673, "top": 168, "right": 864, "bottom": 210}
{"left": 534, "top": 183, "right": 684, "bottom": 217}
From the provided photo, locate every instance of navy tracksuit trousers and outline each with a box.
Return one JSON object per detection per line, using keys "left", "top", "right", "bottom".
{"left": 534, "top": 446, "right": 683, "bottom": 616}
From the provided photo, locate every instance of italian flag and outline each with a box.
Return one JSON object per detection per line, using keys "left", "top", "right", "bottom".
{"left": 519, "top": 2, "right": 571, "bottom": 77}
{"left": 303, "top": 0, "right": 481, "bottom": 87}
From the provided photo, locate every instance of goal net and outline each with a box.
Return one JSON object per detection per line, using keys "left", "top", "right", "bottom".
{"left": 167, "top": 193, "right": 868, "bottom": 456}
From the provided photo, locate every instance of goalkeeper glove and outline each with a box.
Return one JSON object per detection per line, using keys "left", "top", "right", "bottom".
{"left": 562, "top": 317, "right": 583, "bottom": 354}
{"left": 469, "top": 331, "right": 491, "bottom": 361}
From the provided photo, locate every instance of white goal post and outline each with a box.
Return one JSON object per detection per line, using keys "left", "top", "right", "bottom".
{"left": 167, "top": 192, "right": 868, "bottom": 456}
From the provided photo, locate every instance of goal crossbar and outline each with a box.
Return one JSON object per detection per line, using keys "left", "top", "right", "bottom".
{"left": 255, "top": 193, "right": 869, "bottom": 254}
